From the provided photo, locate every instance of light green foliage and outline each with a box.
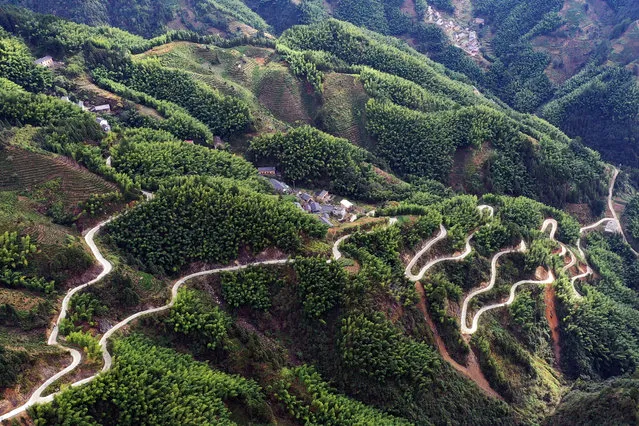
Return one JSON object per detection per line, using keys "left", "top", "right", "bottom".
{"left": 276, "top": 44, "right": 324, "bottom": 92}
{"left": 274, "top": 365, "right": 412, "bottom": 425}
{"left": 278, "top": 20, "right": 478, "bottom": 104}
{"left": 29, "top": 335, "right": 267, "bottom": 424}
{"left": 106, "top": 178, "right": 326, "bottom": 272}
{"left": 67, "top": 293, "right": 108, "bottom": 328}
{"left": 498, "top": 196, "right": 543, "bottom": 232}
{"left": 423, "top": 273, "right": 468, "bottom": 359}
{"left": 0, "top": 78, "right": 100, "bottom": 139}
{"left": 360, "top": 67, "right": 457, "bottom": 113}
{"left": 109, "top": 59, "right": 251, "bottom": 137}
{"left": 293, "top": 257, "right": 346, "bottom": 318}
{"left": 474, "top": 220, "right": 511, "bottom": 256}
{"left": 0, "top": 231, "right": 54, "bottom": 293}
{"left": 524, "top": 239, "right": 552, "bottom": 273}
{"left": 0, "top": 32, "right": 52, "bottom": 91}
{"left": 82, "top": 192, "right": 123, "bottom": 217}
{"left": 92, "top": 71, "right": 214, "bottom": 144}
{"left": 339, "top": 312, "right": 440, "bottom": 385}
{"left": 167, "top": 288, "right": 230, "bottom": 350}
{"left": 556, "top": 234, "right": 639, "bottom": 378}
{"left": 66, "top": 331, "right": 101, "bottom": 361}
{"left": 111, "top": 135, "right": 260, "bottom": 190}
{"left": 248, "top": 125, "right": 412, "bottom": 201}
{"left": 220, "top": 267, "right": 280, "bottom": 310}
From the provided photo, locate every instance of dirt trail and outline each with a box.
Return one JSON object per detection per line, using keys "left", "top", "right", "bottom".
{"left": 544, "top": 284, "right": 561, "bottom": 369}
{"left": 415, "top": 283, "right": 502, "bottom": 400}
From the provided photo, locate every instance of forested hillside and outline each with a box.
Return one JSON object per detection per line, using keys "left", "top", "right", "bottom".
{"left": 1, "top": 3, "right": 639, "bottom": 425}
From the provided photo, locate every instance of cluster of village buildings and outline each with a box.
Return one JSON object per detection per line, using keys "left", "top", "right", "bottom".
{"left": 35, "top": 55, "right": 113, "bottom": 133}
{"left": 258, "top": 167, "right": 357, "bottom": 227}
{"left": 424, "top": 6, "right": 483, "bottom": 57}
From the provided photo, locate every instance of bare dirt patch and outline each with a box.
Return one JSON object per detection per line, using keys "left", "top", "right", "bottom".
{"left": 415, "top": 282, "right": 503, "bottom": 400}
{"left": 544, "top": 284, "right": 561, "bottom": 369}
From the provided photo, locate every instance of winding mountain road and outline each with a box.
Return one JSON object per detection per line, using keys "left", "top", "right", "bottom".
{"left": 404, "top": 205, "right": 494, "bottom": 282}
{"left": 0, "top": 167, "right": 630, "bottom": 420}
{"left": 0, "top": 219, "right": 114, "bottom": 421}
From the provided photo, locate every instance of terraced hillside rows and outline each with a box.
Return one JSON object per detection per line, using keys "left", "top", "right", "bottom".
{"left": 0, "top": 146, "right": 117, "bottom": 204}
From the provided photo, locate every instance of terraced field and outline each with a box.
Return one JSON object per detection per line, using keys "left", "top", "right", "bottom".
{"left": 0, "top": 146, "right": 117, "bottom": 205}
{"left": 321, "top": 73, "right": 372, "bottom": 149}
{"left": 255, "top": 66, "right": 313, "bottom": 125}
{"left": 137, "top": 42, "right": 288, "bottom": 135}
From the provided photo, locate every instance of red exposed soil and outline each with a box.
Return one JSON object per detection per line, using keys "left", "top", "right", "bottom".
{"left": 415, "top": 282, "right": 502, "bottom": 400}
{"left": 400, "top": 0, "right": 417, "bottom": 17}
{"left": 544, "top": 284, "right": 561, "bottom": 369}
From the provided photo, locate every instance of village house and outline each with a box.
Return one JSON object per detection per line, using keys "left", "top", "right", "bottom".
{"left": 319, "top": 215, "right": 334, "bottom": 227}
{"left": 308, "top": 200, "right": 321, "bottom": 213}
{"left": 96, "top": 117, "right": 111, "bottom": 132}
{"left": 34, "top": 56, "right": 54, "bottom": 67}
{"left": 299, "top": 192, "right": 313, "bottom": 202}
{"left": 315, "top": 190, "right": 330, "bottom": 202}
{"left": 92, "top": 104, "right": 111, "bottom": 113}
{"left": 258, "top": 166, "right": 277, "bottom": 176}
{"left": 340, "top": 199, "right": 354, "bottom": 211}
{"left": 269, "top": 178, "right": 291, "bottom": 194}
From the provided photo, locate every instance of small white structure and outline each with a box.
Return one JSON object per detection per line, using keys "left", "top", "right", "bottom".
{"left": 92, "top": 104, "right": 111, "bottom": 113}
{"left": 61, "top": 96, "right": 70, "bottom": 102}
{"left": 96, "top": 117, "right": 111, "bottom": 132}
{"left": 604, "top": 221, "right": 620, "bottom": 234}
{"left": 34, "top": 56, "right": 54, "bottom": 67}
{"left": 340, "top": 199, "right": 354, "bottom": 211}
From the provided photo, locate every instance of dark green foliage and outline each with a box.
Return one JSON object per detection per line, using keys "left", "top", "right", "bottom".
{"left": 476, "top": 0, "right": 562, "bottom": 111}
{"left": 334, "top": 311, "right": 516, "bottom": 424}
{"left": 0, "top": 344, "right": 29, "bottom": 388}
{"left": 339, "top": 312, "right": 439, "bottom": 384}
{"left": 220, "top": 267, "right": 280, "bottom": 311}
{"left": 556, "top": 232, "right": 639, "bottom": 379}
{"left": 293, "top": 257, "right": 346, "bottom": 318}
{"left": 545, "top": 378, "right": 639, "bottom": 425}
{"left": 423, "top": 273, "right": 468, "bottom": 360}
{"left": 0, "top": 0, "right": 177, "bottom": 37}
{"left": 28, "top": 335, "right": 267, "bottom": 424}
{"left": 473, "top": 334, "right": 513, "bottom": 399}
{"left": 167, "top": 288, "right": 230, "bottom": 350}
{"left": 626, "top": 194, "right": 639, "bottom": 240}
{"left": 334, "top": 0, "right": 389, "bottom": 34}
{"left": 247, "top": 125, "right": 413, "bottom": 201}
{"left": 105, "top": 178, "right": 326, "bottom": 272}
{"left": 273, "top": 365, "right": 412, "bottom": 424}
{"left": 542, "top": 67, "right": 639, "bottom": 167}
{"left": 111, "top": 134, "right": 260, "bottom": 190}
{"left": 342, "top": 224, "right": 416, "bottom": 304}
